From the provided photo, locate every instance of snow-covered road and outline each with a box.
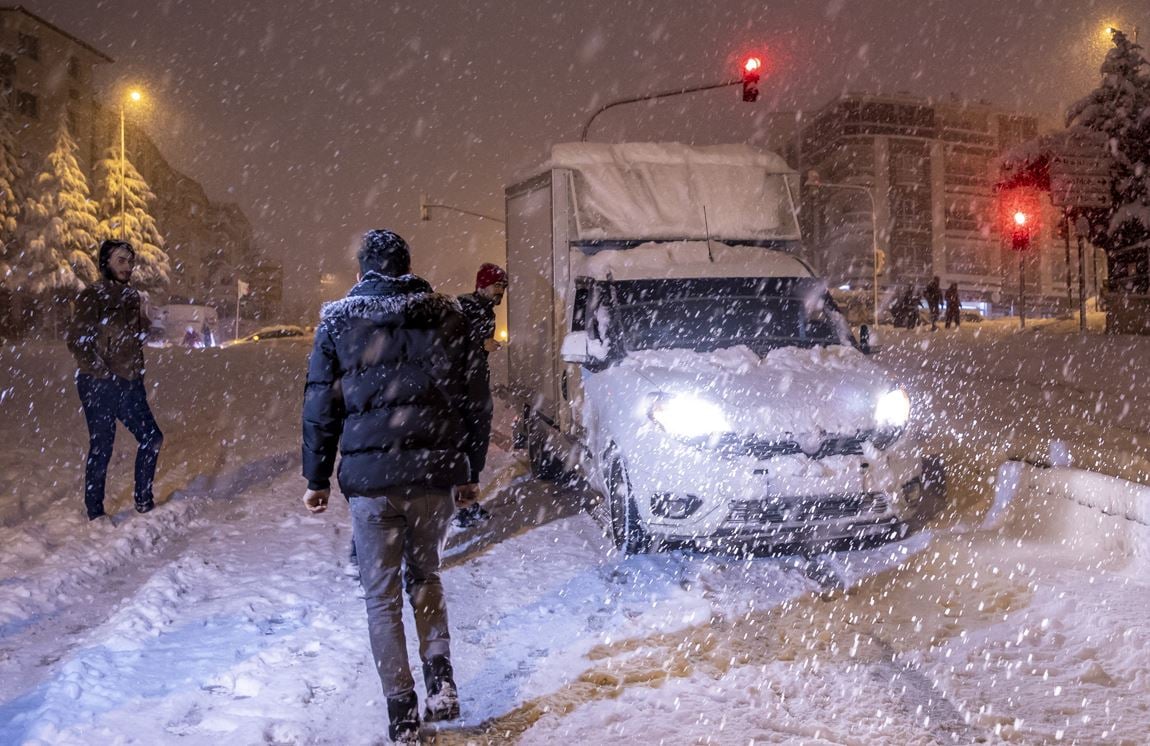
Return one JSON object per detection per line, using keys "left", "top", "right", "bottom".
{"left": 2, "top": 321, "right": 1149, "bottom": 744}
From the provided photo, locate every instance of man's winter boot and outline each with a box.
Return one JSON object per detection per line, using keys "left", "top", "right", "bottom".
{"left": 386, "top": 691, "right": 420, "bottom": 744}
{"left": 422, "top": 655, "right": 460, "bottom": 722}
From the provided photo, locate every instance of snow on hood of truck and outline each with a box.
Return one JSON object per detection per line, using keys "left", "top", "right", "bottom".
{"left": 572, "top": 241, "right": 814, "bottom": 281}
{"left": 546, "top": 142, "right": 801, "bottom": 243}
{"left": 618, "top": 344, "right": 891, "bottom": 436}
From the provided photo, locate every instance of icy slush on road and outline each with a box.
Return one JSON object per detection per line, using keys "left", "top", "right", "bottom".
{"left": 506, "top": 143, "right": 943, "bottom": 554}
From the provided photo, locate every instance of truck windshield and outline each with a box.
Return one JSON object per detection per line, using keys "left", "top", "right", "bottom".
{"left": 589, "top": 278, "right": 851, "bottom": 356}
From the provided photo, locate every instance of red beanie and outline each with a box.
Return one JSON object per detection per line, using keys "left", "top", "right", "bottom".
{"left": 476, "top": 263, "right": 507, "bottom": 290}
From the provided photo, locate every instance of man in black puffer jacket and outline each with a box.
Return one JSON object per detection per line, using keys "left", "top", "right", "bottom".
{"left": 300, "top": 229, "right": 489, "bottom": 744}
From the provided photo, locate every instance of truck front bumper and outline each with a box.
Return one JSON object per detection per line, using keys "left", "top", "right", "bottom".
{"left": 622, "top": 436, "right": 937, "bottom": 548}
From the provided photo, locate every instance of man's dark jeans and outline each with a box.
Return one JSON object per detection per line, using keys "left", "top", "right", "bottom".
{"left": 77, "top": 373, "right": 164, "bottom": 519}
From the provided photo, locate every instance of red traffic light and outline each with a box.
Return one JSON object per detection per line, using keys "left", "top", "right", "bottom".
{"left": 741, "top": 56, "right": 762, "bottom": 103}
{"left": 995, "top": 186, "right": 1039, "bottom": 251}
{"left": 1011, "top": 211, "right": 1031, "bottom": 252}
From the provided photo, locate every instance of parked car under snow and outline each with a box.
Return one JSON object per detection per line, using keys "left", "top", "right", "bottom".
{"left": 224, "top": 325, "right": 310, "bottom": 347}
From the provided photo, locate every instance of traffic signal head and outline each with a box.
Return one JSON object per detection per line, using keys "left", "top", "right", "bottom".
{"left": 741, "top": 56, "right": 761, "bottom": 103}
{"left": 1011, "top": 211, "right": 1031, "bottom": 252}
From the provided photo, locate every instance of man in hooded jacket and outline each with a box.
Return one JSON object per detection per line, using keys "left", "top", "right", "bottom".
{"left": 300, "top": 229, "right": 489, "bottom": 744}
{"left": 452, "top": 262, "right": 505, "bottom": 527}
{"left": 67, "top": 239, "right": 164, "bottom": 520}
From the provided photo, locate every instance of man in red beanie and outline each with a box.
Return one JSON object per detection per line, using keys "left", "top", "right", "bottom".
{"left": 453, "top": 263, "right": 507, "bottom": 528}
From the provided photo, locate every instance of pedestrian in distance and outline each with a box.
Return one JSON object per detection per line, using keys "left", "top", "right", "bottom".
{"left": 182, "top": 326, "right": 202, "bottom": 348}
{"left": 892, "top": 284, "right": 922, "bottom": 329}
{"left": 301, "top": 229, "right": 490, "bottom": 745}
{"left": 66, "top": 239, "right": 164, "bottom": 521}
{"left": 924, "top": 276, "right": 942, "bottom": 331}
{"left": 452, "top": 263, "right": 505, "bottom": 529}
{"left": 945, "top": 281, "right": 962, "bottom": 329}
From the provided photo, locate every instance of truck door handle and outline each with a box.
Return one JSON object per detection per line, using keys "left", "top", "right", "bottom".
{"left": 561, "top": 369, "right": 569, "bottom": 401}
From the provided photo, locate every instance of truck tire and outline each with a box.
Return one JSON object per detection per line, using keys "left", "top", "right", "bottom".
{"left": 527, "top": 419, "right": 563, "bottom": 481}
{"left": 606, "top": 456, "right": 652, "bottom": 555}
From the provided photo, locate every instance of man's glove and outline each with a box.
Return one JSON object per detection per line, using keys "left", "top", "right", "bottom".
{"left": 303, "top": 488, "right": 330, "bottom": 514}
{"left": 452, "top": 483, "right": 479, "bottom": 508}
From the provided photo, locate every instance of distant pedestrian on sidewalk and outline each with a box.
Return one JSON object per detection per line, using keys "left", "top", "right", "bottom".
{"left": 452, "top": 263, "right": 505, "bottom": 529}
{"left": 892, "top": 284, "right": 922, "bottom": 329}
{"left": 67, "top": 239, "right": 164, "bottom": 521}
{"left": 300, "top": 229, "right": 490, "bottom": 744}
{"left": 945, "top": 282, "right": 961, "bottom": 329}
{"left": 924, "top": 276, "right": 942, "bottom": 331}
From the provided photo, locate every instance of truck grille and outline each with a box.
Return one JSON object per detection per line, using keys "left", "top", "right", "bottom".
{"left": 717, "top": 430, "right": 897, "bottom": 460}
{"left": 727, "top": 494, "right": 889, "bottom": 524}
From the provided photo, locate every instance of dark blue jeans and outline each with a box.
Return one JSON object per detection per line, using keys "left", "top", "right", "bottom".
{"left": 76, "top": 373, "right": 164, "bottom": 519}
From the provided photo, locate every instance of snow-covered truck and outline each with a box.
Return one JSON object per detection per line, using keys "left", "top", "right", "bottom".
{"left": 506, "top": 143, "right": 942, "bottom": 553}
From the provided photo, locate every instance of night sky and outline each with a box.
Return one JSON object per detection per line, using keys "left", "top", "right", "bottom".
{"left": 31, "top": 0, "right": 1145, "bottom": 309}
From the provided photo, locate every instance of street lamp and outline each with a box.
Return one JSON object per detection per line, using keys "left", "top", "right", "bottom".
{"left": 807, "top": 171, "right": 882, "bottom": 324}
{"left": 1105, "top": 24, "right": 1139, "bottom": 42}
{"left": 119, "top": 88, "right": 144, "bottom": 239}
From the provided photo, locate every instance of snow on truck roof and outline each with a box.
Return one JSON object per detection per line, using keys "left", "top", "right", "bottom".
{"left": 547, "top": 142, "right": 796, "bottom": 174}
{"left": 537, "top": 142, "right": 802, "bottom": 242}
{"left": 572, "top": 241, "right": 815, "bottom": 282}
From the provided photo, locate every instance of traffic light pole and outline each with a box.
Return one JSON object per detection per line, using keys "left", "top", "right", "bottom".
{"left": 580, "top": 79, "right": 741, "bottom": 142}
{"left": 419, "top": 193, "right": 505, "bottom": 224}
{"left": 1019, "top": 252, "right": 1026, "bottom": 329}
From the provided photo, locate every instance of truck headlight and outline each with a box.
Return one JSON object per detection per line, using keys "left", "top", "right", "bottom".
{"left": 875, "top": 388, "right": 911, "bottom": 429}
{"left": 648, "top": 393, "right": 730, "bottom": 440}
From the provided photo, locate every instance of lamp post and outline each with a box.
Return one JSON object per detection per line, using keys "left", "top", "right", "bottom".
{"left": 1105, "top": 24, "right": 1139, "bottom": 43}
{"left": 807, "top": 172, "right": 882, "bottom": 324}
{"left": 119, "top": 89, "right": 143, "bottom": 239}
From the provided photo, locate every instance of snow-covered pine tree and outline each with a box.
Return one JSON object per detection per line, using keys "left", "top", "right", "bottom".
{"left": 1066, "top": 29, "right": 1150, "bottom": 253}
{"left": 19, "top": 118, "right": 100, "bottom": 297}
{"left": 0, "top": 108, "right": 24, "bottom": 284}
{"left": 93, "top": 147, "right": 170, "bottom": 292}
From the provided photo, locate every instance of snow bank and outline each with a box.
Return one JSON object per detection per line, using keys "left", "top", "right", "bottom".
{"left": 878, "top": 321, "right": 1150, "bottom": 487}
{"left": 0, "top": 340, "right": 309, "bottom": 526}
{"left": 987, "top": 460, "right": 1150, "bottom": 567}
{"left": 0, "top": 340, "right": 310, "bottom": 631}
{"left": 546, "top": 142, "right": 801, "bottom": 242}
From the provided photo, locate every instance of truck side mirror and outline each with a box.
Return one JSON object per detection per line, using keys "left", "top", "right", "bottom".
{"left": 560, "top": 331, "right": 591, "bottom": 364}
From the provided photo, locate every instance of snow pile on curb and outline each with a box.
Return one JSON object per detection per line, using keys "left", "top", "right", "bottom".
{"left": 0, "top": 341, "right": 309, "bottom": 632}
{"left": 987, "top": 460, "right": 1150, "bottom": 566}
